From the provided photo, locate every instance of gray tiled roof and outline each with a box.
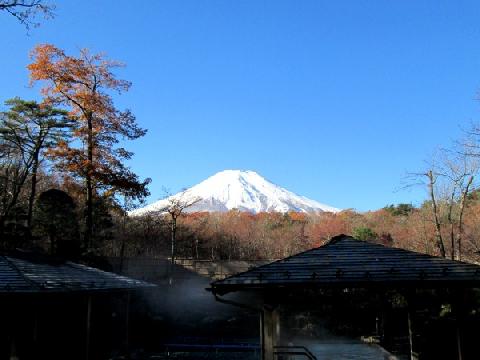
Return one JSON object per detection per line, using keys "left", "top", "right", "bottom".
{"left": 0, "top": 254, "right": 155, "bottom": 293}
{"left": 211, "top": 235, "right": 480, "bottom": 293}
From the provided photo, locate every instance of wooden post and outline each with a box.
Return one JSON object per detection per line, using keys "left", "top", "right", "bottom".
{"left": 407, "top": 308, "right": 414, "bottom": 360}
{"left": 273, "top": 309, "right": 281, "bottom": 345}
{"left": 456, "top": 325, "right": 463, "bottom": 360}
{"left": 86, "top": 295, "right": 92, "bottom": 360}
{"left": 9, "top": 337, "right": 18, "bottom": 360}
{"left": 261, "top": 306, "right": 278, "bottom": 360}
{"left": 454, "top": 289, "right": 466, "bottom": 360}
{"left": 406, "top": 291, "right": 417, "bottom": 360}
{"left": 376, "top": 290, "right": 388, "bottom": 346}
{"left": 125, "top": 292, "right": 131, "bottom": 355}
{"left": 259, "top": 312, "right": 264, "bottom": 358}
{"left": 381, "top": 297, "right": 387, "bottom": 344}
{"left": 32, "top": 302, "right": 38, "bottom": 356}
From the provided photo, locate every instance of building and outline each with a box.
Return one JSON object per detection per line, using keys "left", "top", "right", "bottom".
{"left": 210, "top": 235, "right": 480, "bottom": 360}
{"left": 0, "top": 251, "right": 155, "bottom": 359}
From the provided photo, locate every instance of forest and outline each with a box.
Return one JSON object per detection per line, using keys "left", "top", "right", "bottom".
{"left": 120, "top": 197, "right": 480, "bottom": 263}
{"left": 2, "top": 41, "right": 480, "bottom": 266}
{"left": 5, "top": 4, "right": 480, "bottom": 360}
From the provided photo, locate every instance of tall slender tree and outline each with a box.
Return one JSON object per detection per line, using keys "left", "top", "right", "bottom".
{"left": 28, "top": 44, "right": 150, "bottom": 249}
{"left": 160, "top": 189, "right": 200, "bottom": 264}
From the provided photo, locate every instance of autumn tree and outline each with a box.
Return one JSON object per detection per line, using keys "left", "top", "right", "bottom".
{"left": 440, "top": 151, "right": 477, "bottom": 260}
{"left": 306, "top": 212, "right": 348, "bottom": 246}
{"left": 159, "top": 189, "right": 200, "bottom": 266}
{"left": 0, "top": 0, "right": 54, "bottom": 28}
{"left": 408, "top": 147, "right": 478, "bottom": 259}
{"left": 405, "top": 164, "right": 447, "bottom": 258}
{"left": 28, "top": 44, "right": 150, "bottom": 250}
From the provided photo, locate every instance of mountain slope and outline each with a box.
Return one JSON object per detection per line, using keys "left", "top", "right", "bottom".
{"left": 130, "top": 170, "right": 340, "bottom": 215}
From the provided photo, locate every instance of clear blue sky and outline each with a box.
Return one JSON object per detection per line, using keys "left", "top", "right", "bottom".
{"left": 2, "top": 0, "right": 480, "bottom": 211}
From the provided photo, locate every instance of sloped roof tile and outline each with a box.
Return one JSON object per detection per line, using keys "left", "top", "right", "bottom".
{"left": 211, "top": 235, "right": 480, "bottom": 293}
{"left": 0, "top": 254, "right": 154, "bottom": 293}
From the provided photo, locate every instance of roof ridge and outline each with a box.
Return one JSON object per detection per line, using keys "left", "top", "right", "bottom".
{"left": 325, "top": 234, "right": 353, "bottom": 245}
{"left": 211, "top": 234, "right": 352, "bottom": 285}
{"left": 66, "top": 261, "right": 142, "bottom": 282}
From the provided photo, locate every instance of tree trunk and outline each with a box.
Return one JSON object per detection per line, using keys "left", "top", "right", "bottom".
{"left": 170, "top": 216, "right": 176, "bottom": 264}
{"left": 85, "top": 113, "right": 94, "bottom": 250}
{"left": 456, "top": 176, "right": 474, "bottom": 261}
{"left": 169, "top": 215, "right": 177, "bottom": 285}
{"left": 27, "top": 150, "right": 40, "bottom": 230}
{"left": 427, "top": 170, "right": 446, "bottom": 257}
{"left": 49, "top": 230, "right": 56, "bottom": 255}
{"left": 450, "top": 222, "right": 455, "bottom": 260}
{"left": 119, "top": 238, "right": 126, "bottom": 272}
{"left": 1, "top": 163, "right": 33, "bottom": 229}
{"left": 119, "top": 209, "right": 127, "bottom": 272}
{"left": 0, "top": 216, "right": 5, "bottom": 242}
{"left": 448, "top": 195, "right": 455, "bottom": 260}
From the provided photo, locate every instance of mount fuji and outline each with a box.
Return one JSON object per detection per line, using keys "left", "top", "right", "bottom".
{"left": 129, "top": 170, "right": 340, "bottom": 216}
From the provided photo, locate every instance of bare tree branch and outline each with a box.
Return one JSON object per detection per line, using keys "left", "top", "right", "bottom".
{"left": 1, "top": 0, "right": 55, "bottom": 28}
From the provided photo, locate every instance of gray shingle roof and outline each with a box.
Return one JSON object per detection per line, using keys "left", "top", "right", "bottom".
{"left": 211, "top": 235, "right": 480, "bottom": 294}
{"left": 0, "top": 254, "right": 155, "bottom": 293}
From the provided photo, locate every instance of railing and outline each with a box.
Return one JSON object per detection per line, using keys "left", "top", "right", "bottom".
{"left": 274, "top": 345, "right": 318, "bottom": 360}
{"left": 151, "top": 343, "right": 317, "bottom": 359}
{"left": 161, "top": 343, "right": 260, "bottom": 353}
{"left": 154, "top": 342, "right": 260, "bottom": 358}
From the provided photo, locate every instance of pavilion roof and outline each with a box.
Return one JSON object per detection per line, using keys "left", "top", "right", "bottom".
{"left": 0, "top": 252, "right": 155, "bottom": 294}
{"left": 211, "top": 235, "right": 480, "bottom": 294}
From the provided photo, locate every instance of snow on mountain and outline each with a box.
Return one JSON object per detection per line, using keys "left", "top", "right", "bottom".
{"left": 129, "top": 170, "right": 340, "bottom": 216}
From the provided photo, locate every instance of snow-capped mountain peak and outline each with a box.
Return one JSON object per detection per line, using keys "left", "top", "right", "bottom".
{"left": 129, "top": 170, "right": 340, "bottom": 215}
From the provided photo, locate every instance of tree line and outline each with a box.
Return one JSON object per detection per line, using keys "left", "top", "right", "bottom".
{"left": 116, "top": 195, "right": 480, "bottom": 263}
{"left": 0, "top": 44, "right": 149, "bottom": 257}
{"left": 116, "top": 129, "right": 480, "bottom": 263}
{"left": 3, "top": 36, "right": 480, "bottom": 264}
{"left": 4, "top": 41, "right": 480, "bottom": 262}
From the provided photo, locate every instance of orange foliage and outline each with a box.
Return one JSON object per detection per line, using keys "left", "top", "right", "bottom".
{"left": 28, "top": 44, "right": 149, "bottom": 244}
{"left": 28, "top": 44, "right": 146, "bottom": 192}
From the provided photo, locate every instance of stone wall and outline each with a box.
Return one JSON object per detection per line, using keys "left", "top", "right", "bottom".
{"left": 106, "top": 257, "right": 272, "bottom": 282}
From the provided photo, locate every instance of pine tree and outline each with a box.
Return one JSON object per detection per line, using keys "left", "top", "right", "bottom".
{"left": 0, "top": 98, "right": 70, "bottom": 232}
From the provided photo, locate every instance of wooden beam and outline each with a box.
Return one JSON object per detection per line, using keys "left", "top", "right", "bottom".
{"left": 85, "top": 295, "right": 92, "bottom": 360}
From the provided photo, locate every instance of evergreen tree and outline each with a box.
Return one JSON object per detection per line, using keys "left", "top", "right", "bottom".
{"left": 352, "top": 227, "right": 378, "bottom": 242}
{"left": 33, "top": 188, "right": 79, "bottom": 256}
{"left": 0, "top": 98, "right": 70, "bottom": 233}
